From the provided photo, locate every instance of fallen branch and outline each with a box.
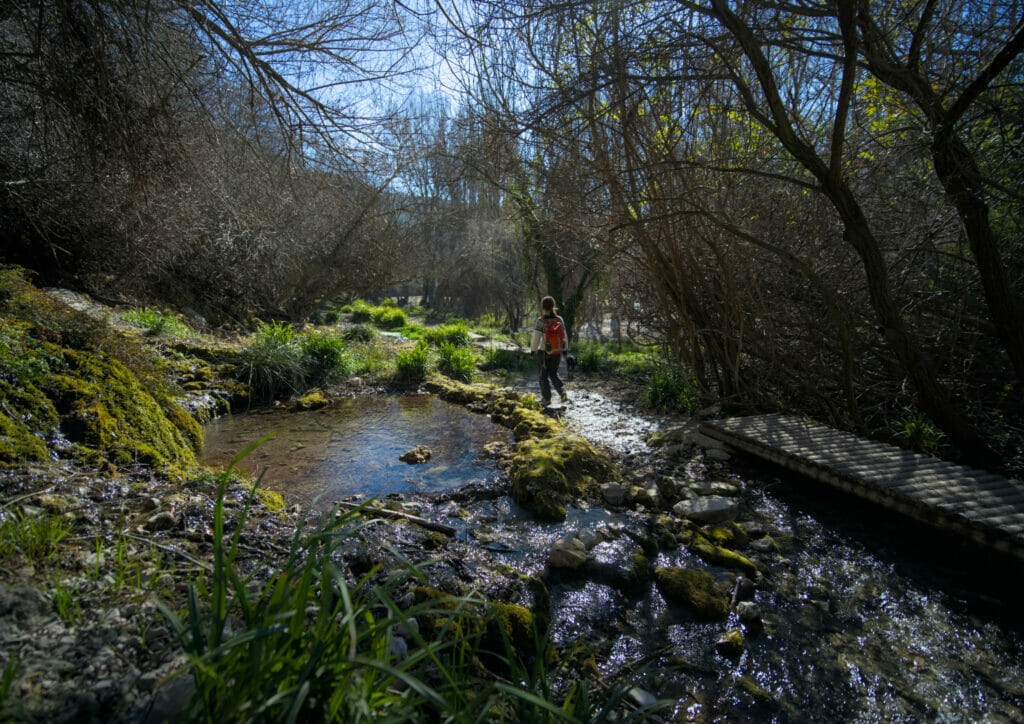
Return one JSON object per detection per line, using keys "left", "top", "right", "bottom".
{"left": 334, "top": 502, "right": 457, "bottom": 536}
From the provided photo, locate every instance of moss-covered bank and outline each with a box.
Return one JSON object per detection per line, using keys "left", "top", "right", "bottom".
{"left": 424, "top": 376, "right": 619, "bottom": 521}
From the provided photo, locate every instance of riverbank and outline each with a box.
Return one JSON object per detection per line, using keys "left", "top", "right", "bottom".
{"left": 2, "top": 278, "right": 1023, "bottom": 721}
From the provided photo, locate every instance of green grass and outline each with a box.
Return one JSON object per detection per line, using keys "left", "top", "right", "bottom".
{"left": 157, "top": 469, "right": 666, "bottom": 722}
{"left": 372, "top": 307, "right": 407, "bottom": 329}
{"left": 121, "top": 307, "right": 194, "bottom": 338}
{"left": 347, "top": 299, "right": 375, "bottom": 323}
{"left": 436, "top": 342, "right": 477, "bottom": 382}
{"left": 343, "top": 324, "right": 377, "bottom": 343}
{"left": 299, "top": 329, "right": 352, "bottom": 385}
{"left": 0, "top": 510, "right": 71, "bottom": 565}
{"left": 645, "top": 367, "right": 699, "bottom": 414}
{"left": 893, "top": 413, "right": 945, "bottom": 455}
{"left": 483, "top": 347, "right": 529, "bottom": 372}
{"left": 395, "top": 342, "right": 430, "bottom": 383}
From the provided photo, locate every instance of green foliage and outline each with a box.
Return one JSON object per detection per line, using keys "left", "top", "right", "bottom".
{"left": 645, "top": 367, "right": 699, "bottom": 414}
{"left": 894, "top": 413, "right": 946, "bottom": 455}
{"left": 348, "top": 299, "right": 375, "bottom": 323}
{"left": 373, "top": 306, "right": 407, "bottom": 329}
{"left": 299, "top": 329, "right": 352, "bottom": 384}
{"left": 158, "top": 474, "right": 660, "bottom": 722}
{"left": 484, "top": 347, "right": 527, "bottom": 372}
{"left": 0, "top": 511, "right": 71, "bottom": 565}
{"left": 395, "top": 342, "right": 430, "bottom": 383}
{"left": 343, "top": 324, "right": 376, "bottom": 343}
{"left": 437, "top": 342, "right": 477, "bottom": 382}
{"left": 324, "top": 310, "right": 341, "bottom": 325}
{"left": 121, "top": 307, "right": 194, "bottom": 338}
{"left": 424, "top": 322, "right": 470, "bottom": 347}
{"left": 236, "top": 322, "right": 304, "bottom": 402}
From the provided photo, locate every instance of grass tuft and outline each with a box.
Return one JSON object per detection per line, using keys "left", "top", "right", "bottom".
{"left": 436, "top": 342, "right": 476, "bottom": 382}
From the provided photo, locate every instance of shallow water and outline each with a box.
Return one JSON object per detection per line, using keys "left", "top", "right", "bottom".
{"left": 202, "top": 394, "right": 512, "bottom": 508}
{"left": 444, "top": 379, "right": 1024, "bottom": 721}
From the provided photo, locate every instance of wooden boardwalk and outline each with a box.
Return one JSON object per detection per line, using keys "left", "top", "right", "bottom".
{"left": 699, "top": 414, "right": 1024, "bottom": 562}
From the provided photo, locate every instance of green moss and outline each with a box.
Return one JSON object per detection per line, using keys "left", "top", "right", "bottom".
{"left": 295, "top": 389, "right": 328, "bottom": 410}
{"left": 508, "top": 434, "right": 615, "bottom": 521}
{"left": 654, "top": 566, "right": 729, "bottom": 620}
{"left": 688, "top": 534, "right": 760, "bottom": 575}
{"left": 734, "top": 674, "right": 774, "bottom": 703}
{"left": 0, "top": 413, "right": 49, "bottom": 463}
{"left": 486, "top": 602, "right": 537, "bottom": 657}
{"left": 253, "top": 488, "right": 286, "bottom": 513}
{"left": 705, "top": 522, "right": 750, "bottom": 549}
{"left": 43, "top": 349, "right": 198, "bottom": 471}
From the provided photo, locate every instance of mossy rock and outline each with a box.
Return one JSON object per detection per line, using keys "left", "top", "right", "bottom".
{"left": 654, "top": 566, "right": 729, "bottom": 620}
{"left": 485, "top": 602, "right": 537, "bottom": 658}
{"left": 295, "top": 389, "right": 328, "bottom": 410}
{"left": 253, "top": 488, "right": 286, "bottom": 513}
{"left": 0, "top": 380, "right": 59, "bottom": 464}
{"left": 688, "top": 534, "right": 760, "bottom": 576}
{"left": 705, "top": 521, "right": 750, "bottom": 550}
{"left": 42, "top": 349, "right": 199, "bottom": 471}
{"left": 509, "top": 434, "right": 616, "bottom": 521}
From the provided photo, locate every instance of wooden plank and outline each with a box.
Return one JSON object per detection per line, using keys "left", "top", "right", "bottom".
{"left": 700, "top": 415, "right": 1024, "bottom": 562}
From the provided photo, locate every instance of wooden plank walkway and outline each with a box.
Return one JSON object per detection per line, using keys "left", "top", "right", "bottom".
{"left": 699, "top": 414, "right": 1024, "bottom": 561}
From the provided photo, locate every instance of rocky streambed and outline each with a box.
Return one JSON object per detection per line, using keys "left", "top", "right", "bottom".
{"left": 3, "top": 373, "right": 1024, "bottom": 721}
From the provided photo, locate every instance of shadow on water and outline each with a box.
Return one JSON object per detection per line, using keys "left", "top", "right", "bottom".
{"left": 201, "top": 394, "right": 513, "bottom": 509}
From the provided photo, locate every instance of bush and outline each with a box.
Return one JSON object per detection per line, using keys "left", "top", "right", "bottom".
{"left": 342, "top": 324, "right": 376, "bottom": 343}
{"left": 299, "top": 329, "right": 352, "bottom": 384}
{"left": 236, "top": 321, "right": 304, "bottom": 402}
{"left": 121, "top": 307, "right": 194, "bottom": 338}
{"left": 437, "top": 342, "right": 477, "bottom": 382}
{"left": 483, "top": 346, "right": 525, "bottom": 372}
{"left": 424, "top": 322, "right": 469, "bottom": 347}
{"left": 372, "top": 306, "right": 407, "bottom": 329}
{"left": 348, "top": 299, "right": 374, "bottom": 323}
{"left": 645, "top": 367, "right": 699, "bottom": 414}
{"left": 395, "top": 342, "right": 429, "bottom": 383}
{"left": 324, "top": 309, "right": 341, "bottom": 325}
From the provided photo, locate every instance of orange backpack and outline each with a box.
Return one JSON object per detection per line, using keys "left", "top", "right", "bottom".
{"left": 543, "top": 316, "right": 564, "bottom": 353}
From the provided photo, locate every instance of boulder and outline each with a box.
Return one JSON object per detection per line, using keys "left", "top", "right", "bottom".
{"left": 548, "top": 536, "right": 588, "bottom": 569}
{"left": 715, "top": 628, "right": 745, "bottom": 658}
{"left": 672, "top": 497, "right": 739, "bottom": 524}
{"left": 654, "top": 567, "right": 729, "bottom": 620}
{"left": 399, "top": 445, "right": 432, "bottom": 464}
{"left": 601, "top": 482, "right": 627, "bottom": 506}
{"left": 736, "top": 601, "right": 762, "bottom": 626}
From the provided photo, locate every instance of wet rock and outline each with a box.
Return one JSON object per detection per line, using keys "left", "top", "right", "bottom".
{"left": 145, "top": 670, "right": 195, "bottom": 724}
{"left": 635, "top": 485, "right": 661, "bottom": 509}
{"left": 654, "top": 567, "right": 729, "bottom": 620}
{"left": 390, "top": 636, "right": 409, "bottom": 661}
{"left": 0, "top": 584, "right": 50, "bottom": 625}
{"left": 673, "top": 496, "right": 738, "bottom": 524}
{"left": 706, "top": 448, "right": 731, "bottom": 462}
{"left": 144, "top": 511, "right": 177, "bottom": 532}
{"left": 482, "top": 441, "right": 512, "bottom": 459}
{"left": 750, "top": 536, "right": 777, "bottom": 553}
{"left": 627, "top": 687, "right": 658, "bottom": 708}
{"left": 295, "top": 389, "right": 328, "bottom": 410}
{"left": 736, "top": 601, "right": 762, "bottom": 625}
{"left": 399, "top": 445, "right": 432, "bottom": 464}
{"left": 601, "top": 482, "right": 627, "bottom": 506}
{"left": 577, "top": 528, "right": 602, "bottom": 549}
{"left": 715, "top": 628, "right": 745, "bottom": 658}
{"left": 731, "top": 576, "right": 757, "bottom": 606}
{"left": 549, "top": 536, "right": 588, "bottom": 569}
{"left": 691, "top": 480, "right": 741, "bottom": 497}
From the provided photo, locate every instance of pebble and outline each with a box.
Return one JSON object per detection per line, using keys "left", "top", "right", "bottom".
{"left": 548, "top": 537, "right": 588, "bottom": 569}
{"left": 145, "top": 511, "right": 177, "bottom": 531}
{"left": 627, "top": 687, "right": 658, "bottom": 708}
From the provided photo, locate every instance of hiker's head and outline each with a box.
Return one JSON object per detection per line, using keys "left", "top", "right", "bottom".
{"left": 541, "top": 296, "right": 557, "bottom": 314}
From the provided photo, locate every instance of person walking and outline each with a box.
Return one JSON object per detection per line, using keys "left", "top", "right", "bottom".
{"left": 530, "top": 295, "right": 569, "bottom": 405}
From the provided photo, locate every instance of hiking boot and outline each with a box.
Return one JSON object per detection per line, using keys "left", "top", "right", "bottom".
{"left": 558, "top": 390, "right": 569, "bottom": 404}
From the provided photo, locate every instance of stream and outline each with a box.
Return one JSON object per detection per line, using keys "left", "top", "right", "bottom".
{"left": 202, "top": 381, "right": 1024, "bottom": 721}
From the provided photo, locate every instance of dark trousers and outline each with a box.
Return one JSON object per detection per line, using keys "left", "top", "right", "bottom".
{"left": 537, "top": 352, "right": 564, "bottom": 401}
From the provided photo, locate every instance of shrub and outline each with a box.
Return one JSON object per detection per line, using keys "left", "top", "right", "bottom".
{"left": 299, "top": 329, "right": 352, "bottom": 384}
{"left": 324, "top": 310, "right": 341, "bottom": 325}
{"left": 372, "top": 306, "right": 407, "bottom": 329}
{"left": 342, "top": 324, "right": 376, "bottom": 343}
{"left": 395, "top": 342, "right": 429, "bottom": 383}
{"left": 645, "top": 367, "right": 699, "bottom": 414}
{"left": 483, "top": 346, "right": 525, "bottom": 371}
{"left": 424, "top": 322, "right": 469, "bottom": 347}
{"left": 236, "top": 321, "right": 303, "bottom": 402}
{"left": 348, "top": 299, "right": 374, "bottom": 323}
{"left": 121, "top": 307, "right": 194, "bottom": 338}
{"left": 437, "top": 342, "right": 476, "bottom": 382}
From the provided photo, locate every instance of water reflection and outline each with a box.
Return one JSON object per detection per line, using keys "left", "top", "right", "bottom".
{"left": 202, "top": 394, "right": 513, "bottom": 508}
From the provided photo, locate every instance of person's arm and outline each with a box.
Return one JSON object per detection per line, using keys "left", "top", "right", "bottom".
{"left": 560, "top": 316, "right": 569, "bottom": 356}
{"left": 530, "top": 329, "right": 543, "bottom": 353}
